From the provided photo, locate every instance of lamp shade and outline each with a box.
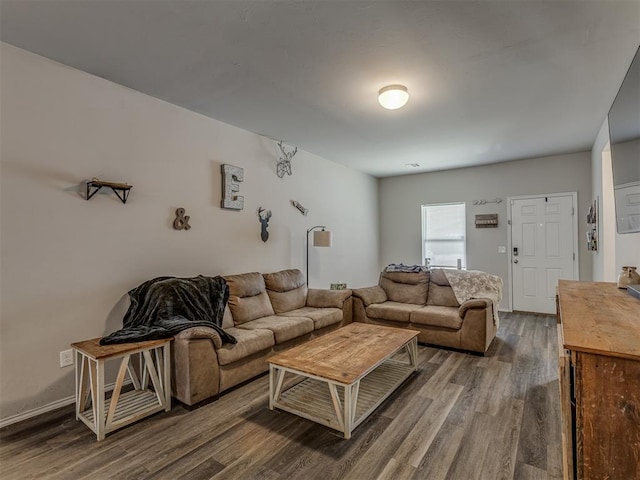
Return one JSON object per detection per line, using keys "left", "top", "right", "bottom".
{"left": 313, "top": 230, "right": 332, "bottom": 247}
{"left": 378, "top": 85, "right": 409, "bottom": 110}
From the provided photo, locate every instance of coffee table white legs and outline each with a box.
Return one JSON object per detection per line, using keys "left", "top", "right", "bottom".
{"left": 343, "top": 383, "right": 353, "bottom": 439}
{"left": 406, "top": 337, "right": 417, "bottom": 368}
{"left": 268, "top": 337, "right": 418, "bottom": 439}
{"left": 328, "top": 383, "right": 346, "bottom": 435}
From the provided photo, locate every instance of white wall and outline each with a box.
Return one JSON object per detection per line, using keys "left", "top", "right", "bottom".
{"left": 379, "top": 152, "right": 593, "bottom": 310}
{"left": 591, "top": 120, "right": 618, "bottom": 281}
{"left": 0, "top": 44, "right": 380, "bottom": 420}
{"left": 591, "top": 119, "right": 640, "bottom": 280}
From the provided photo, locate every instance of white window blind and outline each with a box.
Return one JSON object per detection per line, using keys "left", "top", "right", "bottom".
{"left": 421, "top": 203, "right": 466, "bottom": 269}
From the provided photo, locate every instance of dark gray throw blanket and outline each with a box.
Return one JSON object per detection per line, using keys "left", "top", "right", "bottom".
{"left": 100, "top": 275, "right": 237, "bottom": 345}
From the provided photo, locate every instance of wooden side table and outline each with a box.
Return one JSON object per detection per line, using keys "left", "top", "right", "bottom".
{"left": 71, "top": 337, "right": 172, "bottom": 441}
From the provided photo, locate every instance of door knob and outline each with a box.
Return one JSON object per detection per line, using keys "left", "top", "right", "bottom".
{"left": 514, "top": 259, "right": 519, "bottom": 263}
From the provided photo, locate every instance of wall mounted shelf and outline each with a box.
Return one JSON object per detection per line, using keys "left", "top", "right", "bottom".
{"left": 86, "top": 179, "right": 132, "bottom": 204}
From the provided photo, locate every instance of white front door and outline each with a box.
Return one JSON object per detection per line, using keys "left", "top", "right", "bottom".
{"left": 510, "top": 194, "right": 577, "bottom": 314}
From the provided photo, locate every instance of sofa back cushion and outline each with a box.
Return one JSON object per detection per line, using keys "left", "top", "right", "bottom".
{"left": 222, "top": 305, "right": 234, "bottom": 329}
{"left": 379, "top": 270, "right": 429, "bottom": 305}
{"left": 224, "top": 272, "right": 275, "bottom": 324}
{"left": 263, "top": 269, "right": 307, "bottom": 313}
{"left": 427, "top": 269, "right": 460, "bottom": 307}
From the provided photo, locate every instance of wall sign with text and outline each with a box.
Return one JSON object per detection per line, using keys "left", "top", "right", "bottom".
{"left": 475, "top": 213, "right": 498, "bottom": 228}
{"left": 221, "top": 164, "right": 244, "bottom": 210}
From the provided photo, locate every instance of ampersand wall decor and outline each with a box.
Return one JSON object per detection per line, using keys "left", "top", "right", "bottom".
{"left": 173, "top": 208, "right": 191, "bottom": 230}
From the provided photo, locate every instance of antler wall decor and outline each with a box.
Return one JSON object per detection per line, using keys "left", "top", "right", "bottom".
{"left": 258, "top": 207, "right": 272, "bottom": 242}
{"left": 292, "top": 200, "right": 309, "bottom": 216}
{"left": 276, "top": 141, "right": 297, "bottom": 178}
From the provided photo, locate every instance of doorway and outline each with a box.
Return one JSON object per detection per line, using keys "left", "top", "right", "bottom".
{"left": 508, "top": 192, "right": 579, "bottom": 314}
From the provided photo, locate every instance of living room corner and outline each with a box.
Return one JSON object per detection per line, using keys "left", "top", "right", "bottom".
{"left": 1, "top": 2, "right": 639, "bottom": 478}
{"left": 0, "top": 43, "right": 381, "bottom": 423}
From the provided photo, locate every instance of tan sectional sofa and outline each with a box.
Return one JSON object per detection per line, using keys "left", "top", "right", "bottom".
{"left": 172, "top": 269, "right": 352, "bottom": 406}
{"left": 352, "top": 269, "right": 496, "bottom": 354}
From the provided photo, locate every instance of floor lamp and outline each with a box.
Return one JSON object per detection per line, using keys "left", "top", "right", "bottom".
{"left": 306, "top": 226, "right": 332, "bottom": 287}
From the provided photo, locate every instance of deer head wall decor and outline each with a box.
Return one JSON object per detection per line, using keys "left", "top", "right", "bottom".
{"left": 258, "top": 207, "right": 272, "bottom": 242}
{"left": 276, "top": 141, "right": 297, "bottom": 178}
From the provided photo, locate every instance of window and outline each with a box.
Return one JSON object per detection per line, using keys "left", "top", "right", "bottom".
{"left": 421, "top": 203, "right": 466, "bottom": 269}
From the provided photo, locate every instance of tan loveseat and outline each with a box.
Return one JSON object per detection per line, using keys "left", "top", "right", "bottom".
{"left": 352, "top": 269, "right": 496, "bottom": 354}
{"left": 172, "top": 269, "right": 352, "bottom": 406}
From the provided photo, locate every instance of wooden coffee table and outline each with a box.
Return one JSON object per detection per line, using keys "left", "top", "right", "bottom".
{"left": 267, "top": 323, "right": 419, "bottom": 439}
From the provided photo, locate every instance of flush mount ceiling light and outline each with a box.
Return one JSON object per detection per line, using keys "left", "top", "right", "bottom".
{"left": 378, "top": 85, "right": 409, "bottom": 110}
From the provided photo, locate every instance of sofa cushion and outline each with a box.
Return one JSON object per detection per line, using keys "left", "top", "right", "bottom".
{"left": 410, "top": 305, "right": 463, "bottom": 330}
{"left": 266, "top": 285, "right": 307, "bottom": 314}
{"left": 237, "top": 315, "right": 314, "bottom": 344}
{"left": 279, "top": 307, "right": 343, "bottom": 330}
{"left": 352, "top": 286, "right": 387, "bottom": 306}
{"left": 264, "top": 269, "right": 307, "bottom": 314}
{"left": 216, "top": 327, "right": 275, "bottom": 366}
{"left": 427, "top": 283, "right": 460, "bottom": 307}
{"left": 225, "top": 272, "right": 275, "bottom": 324}
{"left": 264, "top": 269, "right": 306, "bottom": 292}
{"left": 222, "top": 305, "right": 234, "bottom": 330}
{"left": 228, "top": 291, "right": 275, "bottom": 324}
{"left": 427, "top": 269, "right": 459, "bottom": 307}
{"left": 225, "top": 272, "right": 267, "bottom": 297}
{"left": 379, "top": 271, "right": 429, "bottom": 305}
{"left": 306, "top": 289, "right": 351, "bottom": 308}
{"left": 429, "top": 269, "right": 450, "bottom": 286}
{"left": 365, "top": 301, "right": 423, "bottom": 323}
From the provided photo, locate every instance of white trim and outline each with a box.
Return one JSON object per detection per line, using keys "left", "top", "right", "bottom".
{"left": 506, "top": 192, "right": 580, "bottom": 312}
{"left": 0, "top": 379, "right": 132, "bottom": 429}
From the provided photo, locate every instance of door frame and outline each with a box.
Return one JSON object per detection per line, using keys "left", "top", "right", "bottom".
{"left": 506, "top": 191, "right": 580, "bottom": 312}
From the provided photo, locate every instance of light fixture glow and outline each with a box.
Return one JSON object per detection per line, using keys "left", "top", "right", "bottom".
{"left": 378, "top": 85, "right": 409, "bottom": 110}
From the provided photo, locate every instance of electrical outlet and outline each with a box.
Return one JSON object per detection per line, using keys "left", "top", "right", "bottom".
{"left": 59, "top": 349, "right": 74, "bottom": 368}
{"left": 498, "top": 246, "right": 507, "bottom": 254}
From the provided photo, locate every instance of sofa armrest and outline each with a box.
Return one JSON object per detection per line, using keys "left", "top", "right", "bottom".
{"left": 458, "top": 298, "right": 492, "bottom": 318}
{"left": 306, "top": 288, "right": 352, "bottom": 308}
{"left": 458, "top": 298, "right": 495, "bottom": 354}
{"left": 352, "top": 286, "right": 387, "bottom": 307}
{"left": 172, "top": 334, "right": 221, "bottom": 406}
{"left": 174, "top": 326, "right": 223, "bottom": 349}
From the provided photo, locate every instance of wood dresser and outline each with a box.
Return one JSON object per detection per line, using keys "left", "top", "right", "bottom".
{"left": 557, "top": 280, "right": 640, "bottom": 480}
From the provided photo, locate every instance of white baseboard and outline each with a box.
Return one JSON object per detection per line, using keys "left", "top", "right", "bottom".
{"left": 0, "top": 379, "right": 132, "bottom": 429}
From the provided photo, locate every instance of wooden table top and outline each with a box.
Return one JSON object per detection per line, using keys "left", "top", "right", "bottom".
{"left": 267, "top": 323, "right": 419, "bottom": 384}
{"left": 71, "top": 337, "right": 173, "bottom": 360}
{"left": 558, "top": 280, "right": 640, "bottom": 360}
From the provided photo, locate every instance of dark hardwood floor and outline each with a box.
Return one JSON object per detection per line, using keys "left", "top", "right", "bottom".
{"left": 0, "top": 312, "right": 562, "bottom": 480}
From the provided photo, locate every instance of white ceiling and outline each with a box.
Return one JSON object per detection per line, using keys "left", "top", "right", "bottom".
{"left": 1, "top": 1, "right": 639, "bottom": 177}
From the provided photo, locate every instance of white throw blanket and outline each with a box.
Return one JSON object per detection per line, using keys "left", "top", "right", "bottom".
{"left": 442, "top": 269, "right": 503, "bottom": 327}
